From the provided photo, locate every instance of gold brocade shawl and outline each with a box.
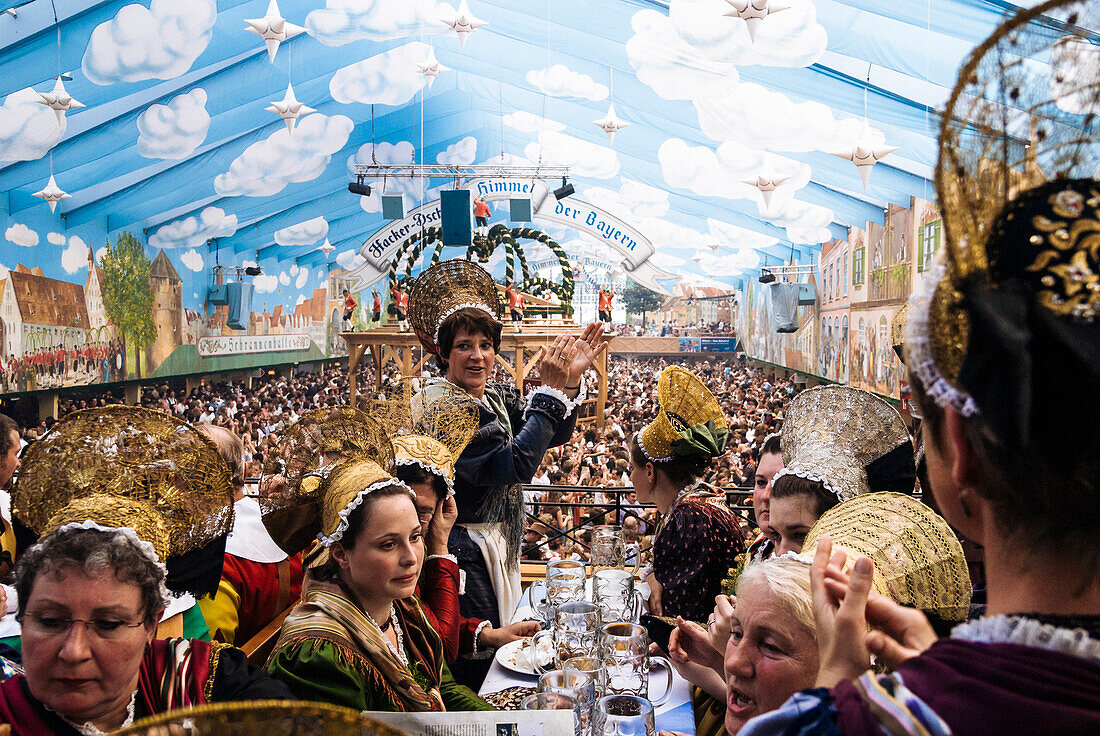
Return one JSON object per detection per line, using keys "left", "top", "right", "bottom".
{"left": 271, "top": 575, "right": 446, "bottom": 712}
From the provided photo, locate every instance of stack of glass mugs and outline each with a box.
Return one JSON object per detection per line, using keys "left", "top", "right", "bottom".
{"left": 524, "top": 525, "right": 669, "bottom": 736}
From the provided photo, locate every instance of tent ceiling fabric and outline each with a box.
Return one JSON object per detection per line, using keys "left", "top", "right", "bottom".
{"left": 0, "top": 0, "right": 1085, "bottom": 286}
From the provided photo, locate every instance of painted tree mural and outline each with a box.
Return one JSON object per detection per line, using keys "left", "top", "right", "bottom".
{"left": 100, "top": 232, "right": 157, "bottom": 378}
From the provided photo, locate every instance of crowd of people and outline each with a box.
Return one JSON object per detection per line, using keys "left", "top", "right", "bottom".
{"left": 0, "top": 181, "right": 1095, "bottom": 734}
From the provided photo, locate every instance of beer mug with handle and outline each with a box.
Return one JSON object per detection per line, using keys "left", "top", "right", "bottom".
{"left": 590, "top": 525, "right": 640, "bottom": 575}
{"left": 533, "top": 601, "right": 602, "bottom": 674}
{"left": 593, "top": 695, "right": 655, "bottom": 736}
{"left": 529, "top": 559, "right": 587, "bottom": 621}
{"left": 597, "top": 622, "right": 673, "bottom": 706}
{"left": 592, "top": 568, "right": 644, "bottom": 624}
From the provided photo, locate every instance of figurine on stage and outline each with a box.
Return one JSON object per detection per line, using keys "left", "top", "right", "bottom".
{"left": 505, "top": 279, "right": 524, "bottom": 333}
{"left": 473, "top": 196, "right": 490, "bottom": 237}
{"left": 341, "top": 288, "right": 357, "bottom": 331}
{"left": 598, "top": 284, "right": 615, "bottom": 324}
{"left": 391, "top": 280, "right": 410, "bottom": 333}
{"left": 371, "top": 288, "right": 382, "bottom": 328}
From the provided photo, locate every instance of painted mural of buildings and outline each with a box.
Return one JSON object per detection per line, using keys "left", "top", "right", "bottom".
{"left": 0, "top": 265, "right": 90, "bottom": 358}
{"left": 148, "top": 250, "right": 183, "bottom": 369}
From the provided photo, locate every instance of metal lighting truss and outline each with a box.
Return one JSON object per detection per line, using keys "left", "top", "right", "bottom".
{"left": 352, "top": 163, "right": 570, "bottom": 180}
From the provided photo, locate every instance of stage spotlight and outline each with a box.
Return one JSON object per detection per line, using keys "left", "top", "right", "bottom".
{"left": 553, "top": 176, "right": 575, "bottom": 200}
{"left": 758, "top": 270, "right": 776, "bottom": 284}
{"left": 244, "top": 265, "right": 263, "bottom": 276}
{"left": 348, "top": 176, "right": 372, "bottom": 197}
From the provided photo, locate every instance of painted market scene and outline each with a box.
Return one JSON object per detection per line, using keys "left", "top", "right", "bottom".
{"left": 0, "top": 0, "right": 1096, "bottom": 734}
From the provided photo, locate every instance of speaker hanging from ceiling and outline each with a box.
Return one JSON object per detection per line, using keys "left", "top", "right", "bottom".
{"left": 226, "top": 282, "right": 254, "bottom": 330}
{"left": 440, "top": 189, "right": 472, "bottom": 246}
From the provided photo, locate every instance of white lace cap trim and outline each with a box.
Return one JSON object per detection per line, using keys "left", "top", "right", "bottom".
{"left": 433, "top": 302, "right": 498, "bottom": 344}
{"left": 393, "top": 457, "right": 455, "bottom": 496}
{"left": 49, "top": 521, "right": 173, "bottom": 603}
{"left": 772, "top": 467, "right": 845, "bottom": 503}
{"left": 318, "top": 478, "right": 414, "bottom": 548}
{"left": 951, "top": 615, "right": 1100, "bottom": 661}
{"left": 638, "top": 423, "right": 673, "bottom": 464}
{"left": 903, "top": 254, "right": 980, "bottom": 417}
{"left": 523, "top": 383, "right": 584, "bottom": 422}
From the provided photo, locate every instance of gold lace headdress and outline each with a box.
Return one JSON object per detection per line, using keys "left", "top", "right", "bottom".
{"left": 407, "top": 259, "right": 502, "bottom": 354}
{"left": 116, "top": 700, "right": 411, "bottom": 736}
{"left": 371, "top": 378, "right": 480, "bottom": 493}
{"left": 261, "top": 410, "right": 404, "bottom": 550}
{"left": 772, "top": 386, "right": 914, "bottom": 503}
{"left": 803, "top": 492, "right": 972, "bottom": 622}
{"left": 13, "top": 406, "right": 235, "bottom": 565}
{"left": 907, "top": 0, "right": 1100, "bottom": 457}
{"left": 639, "top": 366, "right": 728, "bottom": 463}
{"left": 264, "top": 406, "right": 394, "bottom": 496}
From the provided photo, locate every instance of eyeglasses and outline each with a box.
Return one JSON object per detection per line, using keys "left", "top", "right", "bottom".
{"left": 23, "top": 613, "right": 147, "bottom": 640}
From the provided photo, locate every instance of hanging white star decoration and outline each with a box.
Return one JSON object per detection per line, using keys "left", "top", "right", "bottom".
{"left": 245, "top": 0, "right": 305, "bottom": 63}
{"left": 593, "top": 103, "right": 630, "bottom": 145}
{"left": 441, "top": 1, "right": 487, "bottom": 49}
{"left": 33, "top": 174, "right": 70, "bottom": 213}
{"left": 723, "top": 0, "right": 789, "bottom": 43}
{"left": 742, "top": 175, "right": 789, "bottom": 210}
{"left": 36, "top": 77, "right": 84, "bottom": 123}
{"left": 266, "top": 82, "right": 315, "bottom": 134}
{"left": 417, "top": 51, "right": 451, "bottom": 89}
{"left": 319, "top": 239, "right": 335, "bottom": 256}
{"left": 829, "top": 125, "right": 898, "bottom": 189}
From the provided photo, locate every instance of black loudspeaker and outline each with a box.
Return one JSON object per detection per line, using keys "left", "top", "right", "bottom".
{"left": 226, "top": 282, "right": 253, "bottom": 330}
{"left": 441, "top": 189, "right": 472, "bottom": 246}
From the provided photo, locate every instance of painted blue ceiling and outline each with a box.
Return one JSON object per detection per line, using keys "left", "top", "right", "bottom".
{"left": 0, "top": 0, "right": 1087, "bottom": 290}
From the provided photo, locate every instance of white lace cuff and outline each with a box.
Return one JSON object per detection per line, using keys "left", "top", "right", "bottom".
{"left": 951, "top": 615, "right": 1100, "bottom": 660}
{"left": 523, "top": 383, "right": 585, "bottom": 422}
{"left": 472, "top": 620, "right": 493, "bottom": 657}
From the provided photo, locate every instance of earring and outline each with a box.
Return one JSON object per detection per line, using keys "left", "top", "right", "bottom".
{"left": 958, "top": 488, "right": 974, "bottom": 518}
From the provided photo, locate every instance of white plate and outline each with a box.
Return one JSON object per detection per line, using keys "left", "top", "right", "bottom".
{"left": 495, "top": 637, "right": 553, "bottom": 676}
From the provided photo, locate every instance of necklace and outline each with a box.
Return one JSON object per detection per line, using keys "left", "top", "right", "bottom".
{"left": 364, "top": 604, "right": 409, "bottom": 668}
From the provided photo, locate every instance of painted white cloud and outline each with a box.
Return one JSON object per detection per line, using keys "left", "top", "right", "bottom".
{"left": 626, "top": 11, "right": 739, "bottom": 101}
{"left": 137, "top": 88, "right": 210, "bottom": 159}
{"left": 180, "top": 248, "right": 204, "bottom": 271}
{"left": 336, "top": 250, "right": 366, "bottom": 270}
{"left": 667, "top": 0, "right": 826, "bottom": 68}
{"left": 61, "top": 236, "right": 88, "bottom": 275}
{"left": 241, "top": 260, "right": 258, "bottom": 269}
{"left": 306, "top": 0, "right": 456, "bottom": 46}
{"left": 47, "top": 232, "right": 65, "bottom": 246}
{"left": 279, "top": 271, "right": 291, "bottom": 286}
{"left": 330, "top": 42, "right": 435, "bottom": 106}
{"left": 526, "top": 65, "right": 608, "bottom": 101}
{"left": 275, "top": 216, "right": 329, "bottom": 246}
{"left": 694, "top": 82, "right": 872, "bottom": 153}
{"left": 651, "top": 251, "right": 686, "bottom": 270}
{"left": 296, "top": 294, "right": 307, "bottom": 306}
{"left": 659, "top": 138, "right": 832, "bottom": 243}
{"left": 150, "top": 206, "right": 237, "bottom": 250}
{"left": 215, "top": 113, "right": 354, "bottom": 197}
{"left": 436, "top": 136, "right": 477, "bottom": 165}
{"left": 254, "top": 274, "right": 279, "bottom": 293}
{"left": 584, "top": 180, "right": 670, "bottom": 220}
{"left": 524, "top": 131, "right": 619, "bottom": 179}
{"left": 0, "top": 88, "right": 66, "bottom": 163}
{"left": 295, "top": 267, "right": 310, "bottom": 289}
{"left": 95, "top": 246, "right": 107, "bottom": 262}
{"left": 81, "top": 0, "right": 217, "bottom": 85}
{"left": 503, "top": 111, "right": 565, "bottom": 134}
{"left": 5, "top": 223, "right": 38, "bottom": 247}
{"left": 290, "top": 264, "right": 300, "bottom": 276}
{"left": 708, "top": 218, "right": 779, "bottom": 251}
{"left": 347, "top": 141, "right": 425, "bottom": 213}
